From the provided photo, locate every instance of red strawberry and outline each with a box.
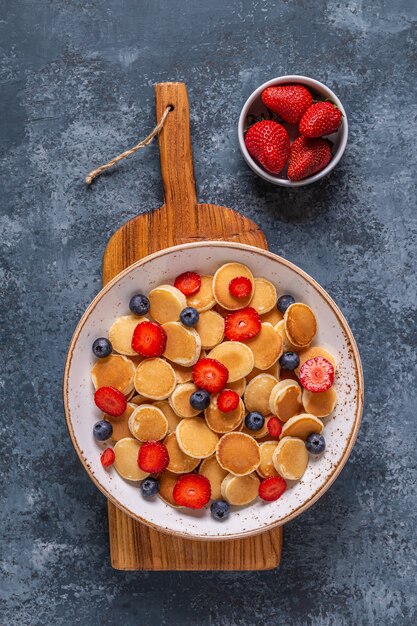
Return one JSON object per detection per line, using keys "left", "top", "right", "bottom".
{"left": 244, "top": 120, "right": 290, "bottom": 174}
{"left": 174, "top": 271, "right": 201, "bottom": 296}
{"left": 173, "top": 474, "right": 211, "bottom": 509}
{"left": 299, "top": 356, "right": 334, "bottom": 393}
{"left": 259, "top": 476, "right": 287, "bottom": 502}
{"left": 217, "top": 389, "right": 240, "bottom": 413}
{"left": 267, "top": 416, "right": 283, "bottom": 438}
{"left": 138, "top": 441, "right": 169, "bottom": 473}
{"left": 261, "top": 84, "right": 313, "bottom": 125}
{"left": 224, "top": 307, "right": 261, "bottom": 341}
{"left": 94, "top": 386, "right": 127, "bottom": 417}
{"left": 229, "top": 276, "right": 253, "bottom": 299}
{"left": 131, "top": 320, "right": 167, "bottom": 357}
{"left": 192, "top": 358, "right": 229, "bottom": 394}
{"left": 299, "top": 101, "right": 342, "bottom": 137}
{"left": 287, "top": 136, "right": 332, "bottom": 182}
{"left": 101, "top": 448, "right": 115, "bottom": 468}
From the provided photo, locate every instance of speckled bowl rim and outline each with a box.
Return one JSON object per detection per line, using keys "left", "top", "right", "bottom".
{"left": 63, "top": 241, "right": 363, "bottom": 541}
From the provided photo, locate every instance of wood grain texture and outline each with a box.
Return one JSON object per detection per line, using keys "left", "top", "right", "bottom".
{"left": 102, "top": 82, "right": 282, "bottom": 570}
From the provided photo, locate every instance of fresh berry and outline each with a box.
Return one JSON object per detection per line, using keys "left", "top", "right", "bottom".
{"left": 92, "top": 337, "right": 112, "bottom": 358}
{"left": 224, "top": 307, "right": 261, "bottom": 341}
{"left": 217, "top": 389, "right": 240, "bottom": 413}
{"left": 190, "top": 389, "right": 211, "bottom": 411}
{"left": 129, "top": 293, "right": 150, "bottom": 316}
{"left": 210, "top": 500, "right": 230, "bottom": 520}
{"left": 100, "top": 448, "right": 115, "bottom": 467}
{"left": 140, "top": 477, "right": 160, "bottom": 497}
{"left": 287, "top": 136, "right": 332, "bottom": 182}
{"left": 267, "top": 416, "right": 283, "bottom": 438}
{"left": 173, "top": 474, "right": 211, "bottom": 509}
{"left": 93, "top": 420, "right": 113, "bottom": 441}
{"left": 94, "top": 386, "right": 127, "bottom": 417}
{"left": 299, "top": 101, "right": 342, "bottom": 138}
{"left": 138, "top": 441, "right": 169, "bottom": 473}
{"left": 245, "top": 411, "right": 265, "bottom": 431}
{"left": 279, "top": 351, "right": 300, "bottom": 370}
{"left": 259, "top": 476, "right": 287, "bottom": 502}
{"left": 299, "top": 356, "right": 335, "bottom": 393}
{"left": 261, "top": 84, "right": 313, "bottom": 125}
{"left": 229, "top": 276, "right": 253, "bottom": 299}
{"left": 277, "top": 294, "right": 295, "bottom": 313}
{"left": 174, "top": 271, "right": 201, "bottom": 296}
{"left": 131, "top": 320, "right": 167, "bottom": 357}
{"left": 192, "top": 358, "right": 229, "bottom": 394}
{"left": 306, "top": 433, "right": 326, "bottom": 454}
{"left": 244, "top": 120, "right": 290, "bottom": 175}
{"left": 180, "top": 307, "right": 200, "bottom": 327}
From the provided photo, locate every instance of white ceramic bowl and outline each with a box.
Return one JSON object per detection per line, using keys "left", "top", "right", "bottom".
{"left": 64, "top": 242, "right": 363, "bottom": 540}
{"left": 238, "top": 75, "right": 348, "bottom": 187}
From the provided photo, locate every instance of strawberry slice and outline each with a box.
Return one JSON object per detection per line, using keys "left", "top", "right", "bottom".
{"left": 138, "top": 441, "right": 169, "bottom": 473}
{"left": 229, "top": 276, "right": 253, "bottom": 299}
{"left": 100, "top": 448, "right": 115, "bottom": 467}
{"left": 174, "top": 271, "right": 201, "bottom": 296}
{"left": 173, "top": 474, "right": 211, "bottom": 509}
{"left": 267, "top": 416, "right": 283, "bottom": 438}
{"left": 217, "top": 389, "right": 240, "bottom": 413}
{"left": 224, "top": 307, "right": 261, "bottom": 341}
{"left": 299, "top": 356, "right": 334, "bottom": 393}
{"left": 192, "top": 358, "right": 229, "bottom": 394}
{"left": 131, "top": 320, "right": 167, "bottom": 357}
{"left": 94, "top": 386, "right": 127, "bottom": 417}
{"left": 259, "top": 476, "right": 287, "bottom": 502}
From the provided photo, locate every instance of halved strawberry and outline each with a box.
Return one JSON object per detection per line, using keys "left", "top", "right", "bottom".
{"left": 131, "top": 320, "right": 167, "bottom": 357}
{"left": 192, "top": 358, "right": 229, "bottom": 394}
{"left": 101, "top": 448, "right": 115, "bottom": 468}
{"left": 174, "top": 271, "right": 201, "bottom": 296}
{"left": 173, "top": 474, "right": 211, "bottom": 509}
{"left": 94, "top": 386, "right": 127, "bottom": 417}
{"left": 299, "top": 356, "right": 334, "bottom": 393}
{"left": 229, "top": 276, "right": 253, "bottom": 299}
{"left": 259, "top": 476, "right": 287, "bottom": 502}
{"left": 267, "top": 416, "right": 283, "bottom": 438}
{"left": 217, "top": 389, "right": 240, "bottom": 413}
{"left": 224, "top": 307, "right": 261, "bottom": 341}
{"left": 138, "top": 441, "right": 169, "bottom": 473}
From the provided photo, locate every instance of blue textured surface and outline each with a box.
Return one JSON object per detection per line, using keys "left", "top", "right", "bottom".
{"left": 1, "top": 1, "right": 416, "bottom": 624}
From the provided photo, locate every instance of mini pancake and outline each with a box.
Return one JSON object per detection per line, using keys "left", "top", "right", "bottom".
{"left": 213, "top": 304, "right": 230, "bottom": 318}
{"left": 176, "top": 418, "right": 219, "bottom": 459}
{"left": 204, "top": 396, "right": 244, "bottom": 433}
{"left": 109, "top": 315, "right": 147, "bottom": 356}
{"left": 195, "top": 310, "right": 224, "bottom": 349}
{"left": 227, "top": 377, "right": 246, "bottom": 396}
{"left": 250, "top": 278, "right": 277, "bottom": 315}
{"left": 244, "top": 374, "right": 278, "bottom": 416}
{"left": 295, "top": 346, "right": 337, "bottom": 377}
{"left": 113, "top": 438, "right": 149, "bottom": 481}
{"left": 269, "top": 380, "right": 303, "bottom": 422}
{"left": 129, "top": 393, "right": 148, "bottom": 405}
{"left": 162, "top": 322, "right": 201, "bottom": 366}
{"left": 148, "top": 284, "right": 186, "bottom": 324}
{"left": 272, "top": 437, "right": 309, "bottom": 480}
{"left": 134, "top": 358, "right": 176, "bottom": 400}
{"left": 169, "top": 383, "right": 202, "bottom": 418}
{"left": 164, "top": 432, "right": 200, "bottom": 473}
{"left": 302, "top": 387, "right": 338, "bottom": 417}
{"left": 216, "top": 432, "right": 260, "bottom": 476}
{"left": 153, "top": 400, "right": 182, "bottom": 433}
{"left": 213, "top": 262, "right": 254, "bottom": 310}
{"left": 128, "top": 404, "right": 168, "bottom": 442}
{"left": 257, "top": 441, "right": 279, "bottom": 478}
{"left": 105, "top": 402, "right": 136, "bottom": 442}
{"left": 221, "top": 473, "right": 260, "bottom": 506}
{"left": 280, "top": 413, "right": 324, "bottom": 441}
{"left": 246, "top": 323, "right": 283, "bottom": 370}
{"left": 208, "top": 341, "right": 254, "bottom": 382}
{"left": 170, "top": 350, "right": 207, "bottom": 384}
{"left": 199, "top": 456, "right": 228, "bottom": 500}
{"left": 159, "top": 470, "right": 181, "bottom": 507}
{"left": 284, "top": 303, "right": 317, "bottom": 348}
{"left": 261, "top": 308, "right": 283, "bottom": 326}
{"left": 186, "top": 275, "right": 216, "bottom": 312}
{"left": 129, "top": 355, "right": 144, "bottom": 367}
{"left": 246, "top": 362, "right": 280, "bottom": 382}
{"left": 91, "top": 354, "right": 135, "bottom": 396}
{"left": 274, "top": 320, "right": 299, "bottom": 352}
{"left": 241, "top": 415, "right": 271, "bottom": 440}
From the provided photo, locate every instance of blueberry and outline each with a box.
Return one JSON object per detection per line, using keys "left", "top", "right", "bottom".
{"left": 210, "top": 500, "right": 230, "bottom": 520}
{"left": 140, "top": 477, "right": 160, "bottom": 497}
{"left": 129, "top": 293, "right": 150, "bottom": 316}
{"left": 93, "top": 420, "right": 113, "bottom": 441}
{"left": 190, "top": 389, "right": 210, "bottom": 410}
{"left": 277, "top": 294, "right": 295, "bottom": 313}
{"left": 279, "top": 351, "right": 300, "bottom": 370}
{"left": 245, "top": 412, "right": 265, "bottom": 431}
{"left": 180, "top": 307, "right": 200, "bottom": 327}
{"left": 92, "top": 337, "right": 112, "bottom": 358}
{"left": 306, "top": 433, "right": 326, "bottom": 454}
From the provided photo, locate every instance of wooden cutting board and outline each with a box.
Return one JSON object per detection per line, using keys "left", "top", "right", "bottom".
{"left": 102, "top": 82, "right": 282, "bottom": 570}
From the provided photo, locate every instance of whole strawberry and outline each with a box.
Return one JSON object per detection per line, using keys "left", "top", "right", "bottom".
{"left": 287, "top": 136, "right": 332, "bottom": 181}
{"left": 299, "top": 101, "right": 342, "bottom": 137}
{"left": 245, "top": 120, "right": 290, "bottom": 174}
{"left": 261, "top": 85, "right": 313, "bottom": 125}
